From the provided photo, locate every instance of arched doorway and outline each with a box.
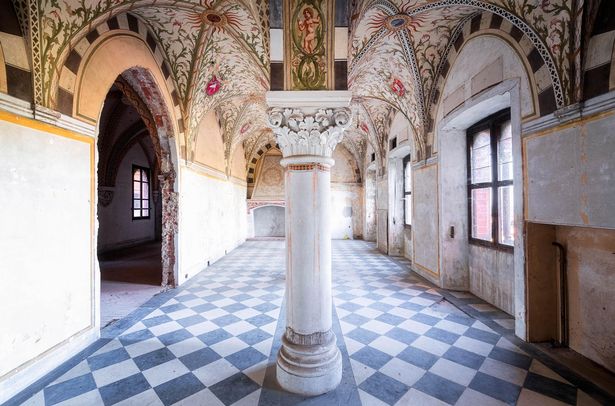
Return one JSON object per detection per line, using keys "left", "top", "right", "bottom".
{"left": 97, "top": 78, "right": 162, "bottom": 326}
{"left": 95, "top": 69, "right": 178, "bottom": 327}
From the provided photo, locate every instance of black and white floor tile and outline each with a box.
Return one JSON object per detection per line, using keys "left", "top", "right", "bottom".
{"left": 6, "top": 240, "right": 610, "bottom": 406}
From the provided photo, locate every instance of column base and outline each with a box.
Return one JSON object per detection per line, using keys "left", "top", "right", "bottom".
{"left": 276, "top": 329, "right": 342, "bottom": 396}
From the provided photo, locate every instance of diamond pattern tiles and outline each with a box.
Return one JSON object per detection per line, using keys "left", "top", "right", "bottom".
{"left": 8, "top": 240, "right": 607, "bottom": 406}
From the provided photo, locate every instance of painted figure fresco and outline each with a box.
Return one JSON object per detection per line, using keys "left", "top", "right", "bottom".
{"left": 298, "top": 7, "right": 321, "bottom": 54}
{"left": 287, "top": 0, "right": 331, "bottom": 90}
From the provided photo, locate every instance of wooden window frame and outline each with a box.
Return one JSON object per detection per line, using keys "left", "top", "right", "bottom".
{"left": 466, "top": 109, "right": 513, "bottom": 252}
{"left": 403, "top": 154, "right": 412, "bottom": 229}
{"left": 132, "top": 165, "right": 151, "bottom": 220}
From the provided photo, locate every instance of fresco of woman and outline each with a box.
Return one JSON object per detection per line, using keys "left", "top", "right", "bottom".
{"left": 298, "top": 7, "right": 320, "bottom": 54}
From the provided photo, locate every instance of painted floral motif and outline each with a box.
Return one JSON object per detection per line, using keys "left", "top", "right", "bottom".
{"left": 390, "top": 78, "right": 406, "bottom": 97}
{"left": 206, "top": 75, "right": 222, "bottom": 96}
{"left": 349, "top": 0, "right": 574, "bottom": 150}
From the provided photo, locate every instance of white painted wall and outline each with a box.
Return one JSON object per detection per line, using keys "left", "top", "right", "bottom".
{"left": 98, "top": 142, "right": 156, "bottom": 252}
{"left": 178, "top": 166, "right": 247, "bottom": 283}
{"left": 331, "top": 186, "right": 360, "bottom": 239}
{"left": 254, "top": 206, "right": 285, "bottom": 237}
{"left": 525, "top": 112, "right": 615, "bottom": 229}
{"left": 412, "top": 163, "right": 439, "bottom": 283}
{"left": 0, "top": 118, "right": 96, "bottom": 400}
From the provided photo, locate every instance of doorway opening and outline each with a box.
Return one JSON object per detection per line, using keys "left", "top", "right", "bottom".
{"left": 97, "top": 78, "right": 163, "bottom": 327}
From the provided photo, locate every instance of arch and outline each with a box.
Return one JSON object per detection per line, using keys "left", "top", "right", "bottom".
{"left": 350, "top": 0, "right": 564, "bottom": 123}
{"left": 71, "top": 30, "right": 181, "bottom": 288}
{"left": 429, "top": 12, "right": 551, "bottom": 127}
{"left": 332, "top": 144, "right": 362, "bottom": 184}
{"left": 246, "top": 142, "right": 280, "bottom": 185}
{"left": 192, "top": 110, "right": 226, "bottom": 172}
{"left": 54, "top": 14, "right": 183, "bottom": 133}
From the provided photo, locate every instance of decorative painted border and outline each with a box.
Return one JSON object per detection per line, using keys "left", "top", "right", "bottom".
{"left": 54, "top": 13, "right": 183, "bottom": 132}
{"left": 287, "top": 163, "right": 330, "bottom": 171}
{"left": 247, "top": 200, "right": 285, "bottom": 214}
{"left": 428, "top": 10, "right": 559, "bottom": 126}
{"left": 246, "top": 142, "right": 279, "bottom": 185}
{"left": 0, "top": 1, "right": 32, "bottom": 102}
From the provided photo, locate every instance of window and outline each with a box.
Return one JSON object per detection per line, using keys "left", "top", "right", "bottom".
{"left": 132, "top": 165, "right": 150, "bottom": 219}
{"left": 467, "top": 110, "right": 513, "bottom": 249}
{"left": 403, "top": 154, "right": 412, "bottom": 227}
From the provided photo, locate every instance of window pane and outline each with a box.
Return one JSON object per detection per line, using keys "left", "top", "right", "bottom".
{"left": 498, "top": 120, "right": 513, "bottom": 181}
{"left": 471, "top": 188, "right": 492, "bottom": 241}
{"left": 133, "top": 169, "right": 141, "bottom": 181}
{"left": 134, "top": 199, "right": 141, "bottom": 209}
{"left": 133, "top": 182, "right": 141, "bottom": 198}
{"left": 471, "top": 130, "right": 492, "bottom": 183}
{"left": 142, "top": 183, "right": 149, "bottom": 199}
{"left": 498, "top": 185, "right": 514, "bottom": 246}
{"left": 405, "top": 197, "right": 412, "bottom": 225}
{"left": 141, "top": 170, "right": 148, "bottom": 183}
{"left": 133, "top": 209, "right": 141, "bottom": 217}
{"left": 404, "top": 162, "right": 412, "bottom": 192}
{"left": 143, "top": 199, "right": 149, "bottom": 209}
{"left": 142, "top": 209, "right": 149, "bottom": 217}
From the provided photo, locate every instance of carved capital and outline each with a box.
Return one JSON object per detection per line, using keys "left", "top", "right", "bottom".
{"left": 267, "top": 107, "right": 352, "bottom": 158}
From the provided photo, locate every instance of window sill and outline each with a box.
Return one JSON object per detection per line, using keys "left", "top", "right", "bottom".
{"left": 469, "top": 239, "right": 513, "bottom": 253}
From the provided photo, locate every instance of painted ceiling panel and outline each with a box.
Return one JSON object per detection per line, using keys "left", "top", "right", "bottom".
{"left": 24, "top": 0, "right": 576, "bottom": 174}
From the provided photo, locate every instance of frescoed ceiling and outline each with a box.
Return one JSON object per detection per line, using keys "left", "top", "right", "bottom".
{"left": 29, "top": 0, "right": 270, "bottom": 169}
{"left": 13, "top": 0, "right": 575, "bottom": 173}
{"left": 348, "top": 0, "right": 574, "bottom": 160}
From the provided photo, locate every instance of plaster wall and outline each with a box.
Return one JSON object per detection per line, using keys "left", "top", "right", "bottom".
{"left": 469, "top": 245, "right": 514, "bottom": 314}
{"left": 438, "top": 125, "right": 469, "bottom": 290}
{"left": 412, "top": 164, "right": 439, "bottom": 282}
{"left": 194, "top": 111, "right": 226, "bottom": 172}
{"left": 555, "top": 226, "right": 615, "bottom": 373}
{"left": 231, "top": 144, "right": 247, "bottom": 179}
{"left": 376, "top": 176, "right": 388, "bottom": 253}
{"left": 254, "top": 206, "right": 285, "bottom": 237}
{"left": 525, "top": 112, "right": 615, "bottom": 229}
{"left": 0, "top": 117, "right": 95, "bottom": 398}
{"left": 387, "top": 158, "right": 404, "bottom": 256}
{"left": 363, "top": 169, "right": 376, "bottom": 241}
{"left": 98, "top": 142, "right": 156, "bottom": 252}
{"left": 178, "top": 167, "right": 247, "bottom": 284}
{"left": 331, "top": 183, "right": 362, "bottom": 239}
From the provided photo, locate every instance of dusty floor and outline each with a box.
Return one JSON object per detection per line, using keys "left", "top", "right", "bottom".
{"left": 99, "top": 242, "right": 163, "bottom": 327}
{"left": 8, "top": 240, "right": 612, "bottom": 405}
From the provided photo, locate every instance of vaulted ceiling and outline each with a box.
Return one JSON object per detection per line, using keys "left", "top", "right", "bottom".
{"left": 20, "top": 0, "right": 575, "bottom": 173}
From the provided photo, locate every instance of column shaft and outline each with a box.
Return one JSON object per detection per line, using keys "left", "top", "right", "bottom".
{"left": 285, "top": 160, "right": 332, "bottom": 335}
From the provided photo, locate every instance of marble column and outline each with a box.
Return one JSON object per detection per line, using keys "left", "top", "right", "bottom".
{"left": 267, "top": 92, "right": 352, "bottom": 396}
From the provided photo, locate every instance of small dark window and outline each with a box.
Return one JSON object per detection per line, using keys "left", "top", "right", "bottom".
{"left": 403, "top": 154, "right": 412, "bottom": 227}
{"left": 390, "top": 137, "right": 397, "bottom": 150}
{"left": 467, "top": 110, "right": 513, "bottom": 250}
{"left": 371, "top": 152, "right": 376, "bottom": 162}
{"left": 132, "top": 165, "right": 150, "bottom": 220}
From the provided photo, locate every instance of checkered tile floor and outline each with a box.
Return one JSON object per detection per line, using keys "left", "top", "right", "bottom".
{"left": 8, "top": 240, "right": 607, "bottom": 406}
